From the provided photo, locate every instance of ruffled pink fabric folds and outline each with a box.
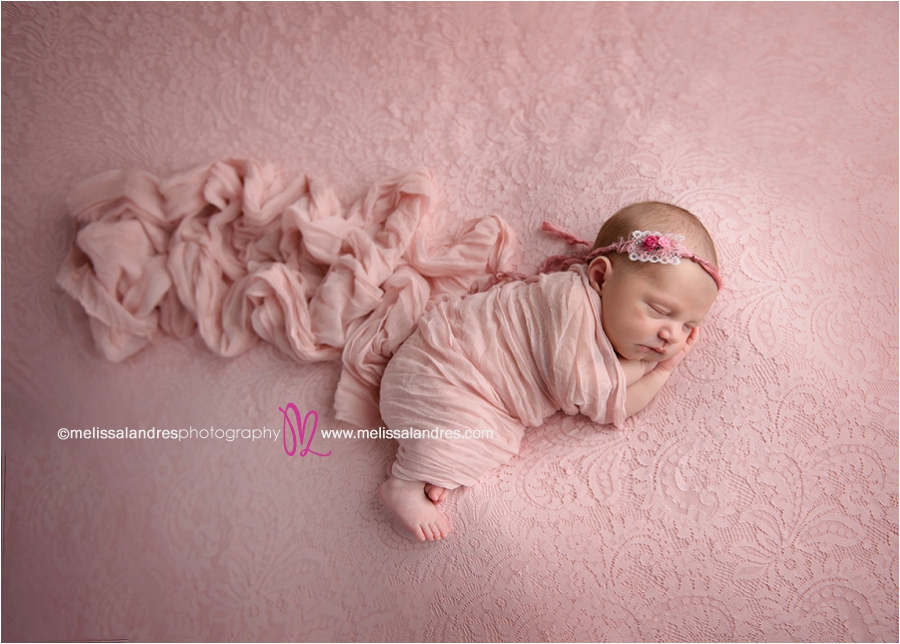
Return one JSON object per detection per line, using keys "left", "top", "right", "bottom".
{"left": 57, "top": 159, "right": 517, "bottom": 426}
{"left": 380, "top": 265, "right": 626, "bottom": 489}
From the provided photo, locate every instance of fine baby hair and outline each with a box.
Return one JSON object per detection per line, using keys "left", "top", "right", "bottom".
{"left": 540, "top": 201, "right": 720, "bottom": 290}
{"left": 593, "top": 201, "right": 718, "bottom": 266}
{"left": 593, "top": 202, "right": 720, "bottom": 286}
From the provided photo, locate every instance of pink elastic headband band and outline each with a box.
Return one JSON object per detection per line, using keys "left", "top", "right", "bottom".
{"left": 538, "top": 222, "right": 722, "bottom": 290}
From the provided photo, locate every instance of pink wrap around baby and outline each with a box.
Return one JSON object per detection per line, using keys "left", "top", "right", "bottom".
{"left": 381, "top": 264, "right": 627, "bottom": 489}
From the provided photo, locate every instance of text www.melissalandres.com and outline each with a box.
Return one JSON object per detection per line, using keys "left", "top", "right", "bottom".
{"left": 319, "top": 427, "right": 495, "bottom": 440}
{"left": 280, "top": 405, "right": 494, "bottom": 458}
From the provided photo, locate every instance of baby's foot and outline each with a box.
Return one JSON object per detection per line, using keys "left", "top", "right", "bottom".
{"left": 424, "top": 483, "right": 448, "bottom": 503}
{"left": 385, "top": 460, "right": 445, "bottom": 503}
{"left": 379, "top": 476, "right": 451, "bottom": 541}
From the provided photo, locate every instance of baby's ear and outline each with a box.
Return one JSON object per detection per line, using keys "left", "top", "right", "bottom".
{"left": 587, "top": 256, "right": 613, "bottom": 292}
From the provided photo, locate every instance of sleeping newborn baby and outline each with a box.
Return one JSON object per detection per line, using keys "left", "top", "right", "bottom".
{"left": 378, "top": 201, "right": 721, "bottom": 541}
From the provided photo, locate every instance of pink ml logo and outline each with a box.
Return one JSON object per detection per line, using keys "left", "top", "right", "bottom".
{"left": 280, "top": 403, "right": 331, "bottom": 457}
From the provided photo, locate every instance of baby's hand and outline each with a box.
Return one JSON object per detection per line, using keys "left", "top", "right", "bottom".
{"left": 656, "top": 327, "right": 700, "bottom": 374}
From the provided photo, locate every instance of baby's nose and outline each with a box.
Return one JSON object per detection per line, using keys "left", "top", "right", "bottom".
{"left": 659, "top": 324, "right": 683, "bottom": 343}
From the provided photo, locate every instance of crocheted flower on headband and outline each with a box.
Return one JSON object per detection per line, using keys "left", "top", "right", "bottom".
{"left": 619, "top": 230, "right": 687, "bottom": 265}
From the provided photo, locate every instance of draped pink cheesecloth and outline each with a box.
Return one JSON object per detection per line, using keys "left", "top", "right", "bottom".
{"left": 55, "top": 160, "right": 519, "bottom": 429}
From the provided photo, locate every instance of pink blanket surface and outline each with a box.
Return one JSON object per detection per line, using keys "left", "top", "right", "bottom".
{"left": 382, "top": 265, "right": 626, "bottom": 488}
{"left": 55, "top": 159, "right": 517, "bottom": 427}
{"left": 3, "top": 3, "right": 896, "bottom": 642}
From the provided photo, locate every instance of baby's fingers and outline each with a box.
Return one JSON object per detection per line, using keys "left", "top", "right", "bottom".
{"left": 685, "top": 326, "right": 701, "bottom": 350}
{"left": 658, "top": 328, "right": 701, "bottom": 372}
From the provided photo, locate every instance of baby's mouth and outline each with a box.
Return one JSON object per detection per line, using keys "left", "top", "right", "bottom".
{"left": 639, "top": 344, "right": 666, "bottom": 355}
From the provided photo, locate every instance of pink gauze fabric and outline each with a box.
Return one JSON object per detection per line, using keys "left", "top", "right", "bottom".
{"left": 381, "top": 264, "right": 626, "bottom": 489}
{"left": 55, "top": 159, "right": 518, "bottom": 427}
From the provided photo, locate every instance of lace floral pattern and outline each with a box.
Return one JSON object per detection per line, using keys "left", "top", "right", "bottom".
{"left": 615, "top": 231, "right": 689, "bottom": 265}
{"left": 2, "top": 2, "right": 897, "bottom": 641}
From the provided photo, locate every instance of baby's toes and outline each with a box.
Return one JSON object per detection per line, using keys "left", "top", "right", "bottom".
{"left": 424, "top": 484, "right": 447, "bottom": 503}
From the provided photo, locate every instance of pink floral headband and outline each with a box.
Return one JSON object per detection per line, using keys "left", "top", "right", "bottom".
{"left": 537, "top": 223, "right": 722, "bottom": 290}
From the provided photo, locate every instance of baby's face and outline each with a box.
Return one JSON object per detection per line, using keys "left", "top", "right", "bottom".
{"left": 588, "top": 258, "right": 718, "bottom": 363}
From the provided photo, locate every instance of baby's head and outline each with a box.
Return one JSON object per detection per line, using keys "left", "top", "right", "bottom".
{"left": 587, "top": 202, "right": 720, "bottom": 363}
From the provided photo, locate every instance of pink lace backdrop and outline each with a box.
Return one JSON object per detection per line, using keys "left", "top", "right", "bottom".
{"left": 2, "top": 3, "right": 897, "bottom": 641}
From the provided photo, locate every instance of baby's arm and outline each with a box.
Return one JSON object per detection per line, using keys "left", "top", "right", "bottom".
{"left": 618, "top": 358, "right": 655, "bottom": 386}
{"left": 624, "top": 327, "right": 700, "bottom": 417}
